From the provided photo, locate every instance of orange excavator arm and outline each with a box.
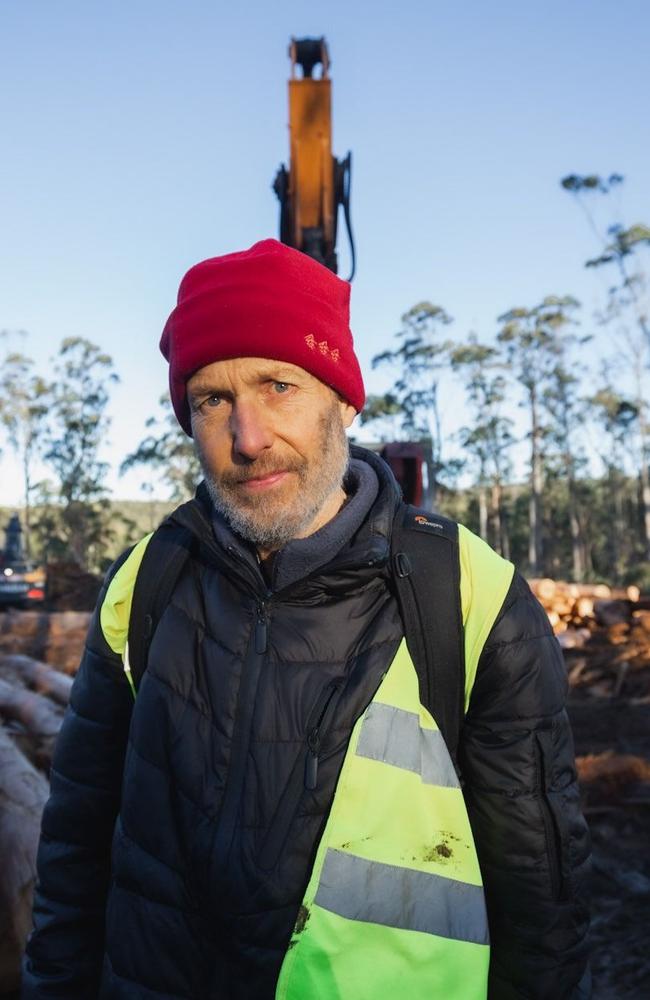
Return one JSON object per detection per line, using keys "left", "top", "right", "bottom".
{"left": 273, "top": 37, "right": 355, "bottom": 279}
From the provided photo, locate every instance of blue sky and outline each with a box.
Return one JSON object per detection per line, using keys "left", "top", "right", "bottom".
{"left": 1, "top": 0, "right": 648, "bottom": 504}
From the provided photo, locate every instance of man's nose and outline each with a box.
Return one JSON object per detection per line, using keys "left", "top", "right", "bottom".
{"left": 230, "top": 400, "right": 274, "bottom": 460}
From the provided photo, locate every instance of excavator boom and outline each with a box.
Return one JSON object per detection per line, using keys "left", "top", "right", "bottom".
{"left": 273, "top": 37, "right": 355, "bottom": 279}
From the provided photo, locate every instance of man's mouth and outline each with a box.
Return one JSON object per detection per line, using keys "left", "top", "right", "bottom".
{"left": 236, "top": 471, "right": 290, "bottom": 492}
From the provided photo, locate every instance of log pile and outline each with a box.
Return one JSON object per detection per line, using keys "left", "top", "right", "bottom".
{"left": 0, "top": 653, "right": 72, "bottom": 992}
{"left": 528, "top": 579, "right": 650, "bottom": 700}
{"left": 528, "top": 578, "right": 642, "bottom": 634}
{"left": 0, "top": 609, "right": 91, "bottom": 674}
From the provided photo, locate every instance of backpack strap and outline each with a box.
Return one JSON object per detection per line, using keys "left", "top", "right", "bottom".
{"left": 390, "top": 503, "right": 465, "bottom": 765}
{"left": 127, "top": 521, "right": 195, "bottom": 692}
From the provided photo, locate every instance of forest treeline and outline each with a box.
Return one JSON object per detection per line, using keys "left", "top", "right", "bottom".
{"left": 1, "top": 174, "right": 649, "bottom": 587}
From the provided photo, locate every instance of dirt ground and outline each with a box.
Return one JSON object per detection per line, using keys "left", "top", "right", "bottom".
{"left": 1, "top": 608, "right": 649, "bottom": 998}
{"left": 568, "top": 693, "right": 650, "bottom": 999}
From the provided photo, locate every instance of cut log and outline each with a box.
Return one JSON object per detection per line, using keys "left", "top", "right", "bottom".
{"left": 0, "top": 679, "right": 63, "bottom": 770}
{"left": 535, "top": 578, "right": 557, "bottom": 602}
{"left": 573, "top": 597, "right": 594, "bottom": 620}
{"left": 0, "top": 725, "right": 48, "bottom": 993}
{"left": 0, "top": 655, "right": 73, "bottom": 707}
{"left": 546, "top": 610, "right": 561, "bottom": 630}
{"left": 0, "top": 610, "right": 91, "bottom": 674}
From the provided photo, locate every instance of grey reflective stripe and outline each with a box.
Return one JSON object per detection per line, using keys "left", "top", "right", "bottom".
{"left": 356, "top": 702, "right": 459, "bottom": 788}
{"left": 314, "top": 849, "right": 489, "bottom": 946}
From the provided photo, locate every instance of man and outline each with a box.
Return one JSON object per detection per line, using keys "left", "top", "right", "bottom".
{"left": 24, "top": 239, "right": 590, "bottom": 999}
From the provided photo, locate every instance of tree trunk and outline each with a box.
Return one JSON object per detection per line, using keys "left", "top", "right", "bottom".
{"left": 639, "top": 457, "right": 650, "bottom": 561}
{"left": 490, "top": 480, "right": 510, "bottom": 559}
{"left": 490, "top": 483, "right": 501, "bottom": 554}
{"left": 492, "top": 455, "right": 511, "bottom": 560}
{"left": 22, "top": 451, "right": 31, "bottom": 558}
{"left": 566, "top": 468, "right": 585, "bottom": 581}
{"left": 529, "top": 390, "right": 544, "bottom": 575}
{"left": 610, "top": 470, "right": 626, "bottom": 585}
{"left": 478, "top": 486, "right": 488, "bottom": 541}
{"left": 631, "top": 358, "right": 650, "bottom": 559}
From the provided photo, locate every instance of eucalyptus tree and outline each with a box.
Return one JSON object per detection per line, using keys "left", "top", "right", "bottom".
{"left": 450, "top": 335, "right": 514, "bottom": 557}
{"left": 542, "top": 361, "right": 591, "bottom": 580}
{"left": 584, "top": 379, "right": 639, "bottom": 583}
{"left": 42, "top": 337, "right": 119, "bottom": 570}
{"left": 497, "top": 296, "right": 578, "bottom": 575}
{"left": 0, "top": 335, "right": 50, "bottom": 555}
{"left": 120, "top": 393, "right": 201, "bottom": 502}
{"left": 561, "top": 172, "right": 650, "bottom": 559}
{"left": 370, "top": 302, "right": 454, "bottom": 504}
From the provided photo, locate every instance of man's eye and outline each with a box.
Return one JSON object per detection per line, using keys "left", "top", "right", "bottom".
{"left": 205, "top": 394, "right": 222, "bottom": 407}
{"left": 273, "top": 382, "right": 290, "bottom": 394}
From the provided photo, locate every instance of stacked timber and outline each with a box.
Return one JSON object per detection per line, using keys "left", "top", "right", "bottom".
{"left": 0, "top": 653, "right": 72, "bottom": 992}
{"left": 528, "top": 579, "right": 650, "bottom": 699}
{"left": 528, "top": 578, "right": 641, "bottom": 636}
{"left": 0, "top": 609, "right": 91, "bottom": 674}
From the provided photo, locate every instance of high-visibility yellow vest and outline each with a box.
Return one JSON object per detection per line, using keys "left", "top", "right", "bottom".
{"left": 99, "top": 524, "right": 514, "bottom": 1000}
{"left": 275, "top": 524, "right": 514, "bottom": 1000}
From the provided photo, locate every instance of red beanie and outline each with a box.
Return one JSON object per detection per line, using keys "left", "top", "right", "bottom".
{"left": 160, "top": 239, "right": 365, "bottom": 436}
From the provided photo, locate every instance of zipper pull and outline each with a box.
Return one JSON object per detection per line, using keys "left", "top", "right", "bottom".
{"left": 255, "top": 606, "right": 268, "bottom": 654}
{"left": 305, "top": 730, "right": 320, "bottom": 790}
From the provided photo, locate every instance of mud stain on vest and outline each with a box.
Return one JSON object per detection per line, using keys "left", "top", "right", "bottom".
{"left": 421, "top": 830, "right": 466, "bottom": 866}
{"left": 288, "top": 903, "right": 311, "bottom": 948}
{"left": 423, "top": 841, "right": 453, "bottom": 863}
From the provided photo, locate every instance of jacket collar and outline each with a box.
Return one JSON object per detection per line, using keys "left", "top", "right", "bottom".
{"left": 170, "top": 445, "right": 402, "bottom": 598}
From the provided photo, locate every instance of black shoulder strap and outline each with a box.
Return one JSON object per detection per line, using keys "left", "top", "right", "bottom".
{"left": 127, "top": 521, "right": 195, "bottom": 692}
{"left": 390, "top": 503, "right": 465, "bottom": 765}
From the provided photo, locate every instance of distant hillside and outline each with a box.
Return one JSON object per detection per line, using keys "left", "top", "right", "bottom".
{"left": 0, "top": 498, "right": 179, "bottom": 565}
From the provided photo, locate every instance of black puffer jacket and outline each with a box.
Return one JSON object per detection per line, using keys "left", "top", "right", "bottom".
{"left": 23, "top": 453, "right": 590, "bottom": 999}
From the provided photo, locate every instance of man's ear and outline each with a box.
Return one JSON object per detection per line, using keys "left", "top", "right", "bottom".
{"left": 339, "top": 400, "right": 357, "bottom": 429}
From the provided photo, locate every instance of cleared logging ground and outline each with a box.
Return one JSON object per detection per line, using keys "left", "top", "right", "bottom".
{"left": 0, "top": 602, "right": 648, "bottom": 998}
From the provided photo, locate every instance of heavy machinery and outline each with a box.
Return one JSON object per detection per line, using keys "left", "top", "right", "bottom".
{"left": 273, "top": 37, "right": 355, "bottom": 279}
{"left": 0, "top": 513, "right": 46, "bottom": 608}
{"left": 272, "top": 37, "right": 429, "bottom": 505}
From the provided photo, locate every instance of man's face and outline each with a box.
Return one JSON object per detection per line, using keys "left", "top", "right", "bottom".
{"left": 187, "top": 357, "right": 356, "bottom": 552}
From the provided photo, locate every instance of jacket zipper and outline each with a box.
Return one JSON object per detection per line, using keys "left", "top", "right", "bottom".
{"left": 304, "top": 684, "right": 341, "bottom": 790}
{"left": 258, "top": 681, "right": 341, "bottom": 871}
{"left": 534, "top": 733, "right": 562, "bottom": 900}
{"left": 210, "top": 601, "right": 269, "bottom": 886}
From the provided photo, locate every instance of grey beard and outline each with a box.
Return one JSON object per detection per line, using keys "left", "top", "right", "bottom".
{"left": 197, "top": 407, "right": 350, "bottom": 551}
{"left": 203, "top": 466, "right": 347, "bottom": 550}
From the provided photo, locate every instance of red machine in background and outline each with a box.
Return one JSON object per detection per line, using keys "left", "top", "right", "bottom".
{"left": 379, "top": 443, "right": 425, "bottom": 506}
